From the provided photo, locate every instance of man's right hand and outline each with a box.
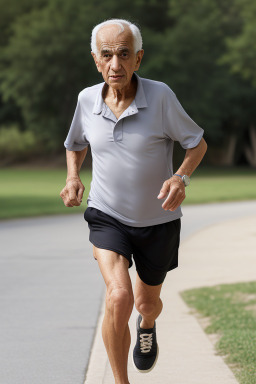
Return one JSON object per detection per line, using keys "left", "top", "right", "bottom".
{"left": 60, "top": 177, "right": 85, "bottom": 207}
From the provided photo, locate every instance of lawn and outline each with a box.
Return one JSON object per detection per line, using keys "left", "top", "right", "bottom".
{"left": 187, "top": 167, "right": 256, "bottom": 204}
{"left": 0, "top": 168, "right": 91, "bottom": 220}
{"left": 0, "top": 166, "right": 255, "bottom": 220}
{"left": 181, "top": 281, "right": 256, "bottom": 384}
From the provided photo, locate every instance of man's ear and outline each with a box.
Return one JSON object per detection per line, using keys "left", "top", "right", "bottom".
{"left": 91, "top": 52, "right": 102, "bottom": 73}
{"left": 135, "top": 49, "right": 144, "bottom": 71}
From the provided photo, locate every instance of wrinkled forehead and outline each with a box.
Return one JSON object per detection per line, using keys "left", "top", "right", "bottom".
{"left": 96, "top": 24, "right": 134, "bottom": 52}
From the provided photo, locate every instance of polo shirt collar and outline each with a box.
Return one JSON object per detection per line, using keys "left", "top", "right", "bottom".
{"left": 92, "top": 72, "right": 148, "bottom": 115}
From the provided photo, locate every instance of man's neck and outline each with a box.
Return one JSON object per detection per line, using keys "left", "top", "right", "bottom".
{"left": 103, "top": 73, "right": 137, "bottom": 105}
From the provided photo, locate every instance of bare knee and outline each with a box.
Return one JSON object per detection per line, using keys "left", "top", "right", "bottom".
{"left": 106, "top": 285, "right": 134, "bottom": 315}
{"left": 135, "top": 297, "right": 163, "bottom": 317}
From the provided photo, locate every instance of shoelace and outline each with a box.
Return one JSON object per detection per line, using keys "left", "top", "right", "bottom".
{"left": 140, "top": 333, "right": 153, "bottom": 353}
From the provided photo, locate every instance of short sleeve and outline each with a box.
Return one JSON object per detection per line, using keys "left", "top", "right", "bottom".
{"left": 64, "top": 94, "right": 90, "bottom": 151}
{"left": 163, "top": 85, "right": 204, "bottom": 149}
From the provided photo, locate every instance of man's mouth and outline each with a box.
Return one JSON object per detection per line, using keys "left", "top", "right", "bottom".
{"left": 109, "top": 75, "right": 123, "bottom": 79}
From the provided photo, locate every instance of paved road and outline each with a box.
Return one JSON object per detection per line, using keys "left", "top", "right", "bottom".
{"left": 1, "top": 201, "right": 256, "bottom": 384}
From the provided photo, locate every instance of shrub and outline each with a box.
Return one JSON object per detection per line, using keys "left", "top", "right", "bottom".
{"left": 0, "top": 125, "right": 38, "bottom": 164}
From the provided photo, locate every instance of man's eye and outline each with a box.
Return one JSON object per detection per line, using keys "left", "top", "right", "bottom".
{"left": 102, "top": 53, "right": 128, "bottom": 59}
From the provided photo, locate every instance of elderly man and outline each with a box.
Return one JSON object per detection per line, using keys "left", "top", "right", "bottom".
{"left": 60, "top": 18, "right": 207, "bottom": 384}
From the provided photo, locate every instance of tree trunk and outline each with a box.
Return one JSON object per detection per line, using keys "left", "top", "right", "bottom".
{"left": 244, "top": 125, "right": 256, "bottom": 168}
{"left": 219, "top": 134, "right": 237, "bottom": 166}
{"left": 205, "top": 134, "right": 237, "bottom": 166}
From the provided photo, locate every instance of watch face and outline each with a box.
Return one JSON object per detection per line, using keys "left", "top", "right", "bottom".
{"left": 182, "top": 175, "right": 190, "bottom": 186}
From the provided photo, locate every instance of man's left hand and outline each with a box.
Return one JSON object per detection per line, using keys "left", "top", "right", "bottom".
{"left": 157, "top": 176, "right": 186, "bottom": 211}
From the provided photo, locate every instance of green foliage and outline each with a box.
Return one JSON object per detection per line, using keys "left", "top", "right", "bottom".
{"left": 0, "top": 0, "right": 172, "bottom": 153}
{"left": 0, "top": 0, "right": 256, "bottom": 157}
{"left": 219, "top": 0, "right": 256, "bottom": 86}
{"left": 0, "top": 0, "right": 49, "bottom": 127}
{"left": 140, "top": 0, "right": 256, "bottom": 143}
{"left": 0, "top": 0, "right": 48, "bottom": 46}
{"left": 0, "top": 125, "right": 38, "bottom": 164}
{"left": 0, "top": 1, "right": 94, "bottom": 151}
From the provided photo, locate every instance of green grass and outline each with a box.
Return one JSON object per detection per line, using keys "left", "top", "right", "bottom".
{"left": 181, "top": 282, "right": 256, "bottom": 384}
{"left": 0, "top": 166, "right": 255, "bottom": 220}
{"left": 0, "top": 169, "right": 92, "bottom": 220}
{"left": 186, "top": 167, "right": 256, "bottom": 204}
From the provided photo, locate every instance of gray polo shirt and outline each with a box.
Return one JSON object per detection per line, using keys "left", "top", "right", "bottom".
{"left": 64, "top": 72, "right": 204, "bottom": 227}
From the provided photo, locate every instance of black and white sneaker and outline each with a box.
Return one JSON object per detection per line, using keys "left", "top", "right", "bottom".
{"left": 132, "top": 313, "right": 159, "bottom": 373}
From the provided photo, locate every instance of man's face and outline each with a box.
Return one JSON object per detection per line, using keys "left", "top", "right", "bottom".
{"left": 91, "top": 24, "right": 144, "bottom": 90}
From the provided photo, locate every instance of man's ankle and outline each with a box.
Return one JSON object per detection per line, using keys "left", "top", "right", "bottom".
{"left": 140, "top": 316, "right": 155, "bottom": 329}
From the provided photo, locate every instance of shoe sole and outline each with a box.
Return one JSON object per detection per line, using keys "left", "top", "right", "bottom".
{"left": 132, "top": 343, "right": 159, "bottom": 373}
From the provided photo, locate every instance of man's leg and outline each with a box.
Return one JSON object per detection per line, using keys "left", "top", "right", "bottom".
{"left": 93, "top": 245, "right": 134, "bottom": 384}
{"left": 134, "top": 273, "right": 163, "bottom": 329}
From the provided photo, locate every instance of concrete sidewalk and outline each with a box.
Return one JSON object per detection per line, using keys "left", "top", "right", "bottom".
{"left": 84, "top": 214, "right": 256, "bottom": 384}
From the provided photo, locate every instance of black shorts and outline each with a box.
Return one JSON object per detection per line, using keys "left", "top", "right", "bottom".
{"left": 84, "top": 207, "right": 181, "bottom": 286}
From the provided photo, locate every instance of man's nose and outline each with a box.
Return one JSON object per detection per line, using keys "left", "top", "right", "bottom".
{"left": 110, "top": 55, "right": 121, "bottom": 71}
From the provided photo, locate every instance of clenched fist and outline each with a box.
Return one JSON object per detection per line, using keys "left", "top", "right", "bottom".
{"left": 157, "top": 175, "right": 185, "bottom": 211}
{"left": 60, "top": 177, "right": 85, "bottom": 207}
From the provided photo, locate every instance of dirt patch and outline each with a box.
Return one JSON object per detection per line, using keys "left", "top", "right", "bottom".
{"left": 245, "top": 304, "right": 256, "bottom": 317}
{"left": 232, "top": 292, "right": 256, "bottom": 304}
{"left": 194, "top": 313, "right": 222, "bottom": 346}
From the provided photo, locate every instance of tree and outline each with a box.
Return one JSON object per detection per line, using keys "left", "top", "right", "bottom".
{"left": 1, "top": 0, "right": 256, "bottom": 164}
{"left": 0, "top": 0, "right": 171, "bottom": 153}
{"left": 0, "top": 0, "right": 48, "bottom": 128}
{"left": 1, "top": 0, "right": 96, "bottom": 151}
{"left": 219, "top": 0, "right": 256, "bottom": 87}
{"left": 139, "top": 0, "right": 256, "bottom": 165}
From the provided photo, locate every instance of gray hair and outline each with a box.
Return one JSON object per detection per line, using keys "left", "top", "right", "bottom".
{"left": 91, "top": 18, "right": 143, "bottom": 56}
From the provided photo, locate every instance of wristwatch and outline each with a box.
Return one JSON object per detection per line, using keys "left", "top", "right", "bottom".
{"left": 173, "top": 174, "right": 190, "bottom": 187}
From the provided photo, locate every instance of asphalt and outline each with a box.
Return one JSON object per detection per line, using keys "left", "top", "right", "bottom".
{"left": 0, "top": 201, "right": 256, "bottom": 384}
{"left": 0, "top": 213, "right": 105, "bottom": 384}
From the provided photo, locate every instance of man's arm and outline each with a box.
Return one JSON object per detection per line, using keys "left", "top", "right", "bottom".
{"left": 60, "top": 147, "right": 88, "bottom": 207}
{"left": 157, "top": 137, "right": 207, "bottom": 211}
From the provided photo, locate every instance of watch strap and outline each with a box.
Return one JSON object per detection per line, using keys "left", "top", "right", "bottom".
{"left": 173, "top": 173, "right": 190, "bottom": 187}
